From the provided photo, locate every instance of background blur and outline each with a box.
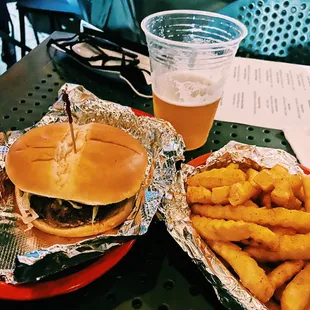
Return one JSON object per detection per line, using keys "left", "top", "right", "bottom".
{"left": 0, "top": 0, "right": 234, "bottom": 74}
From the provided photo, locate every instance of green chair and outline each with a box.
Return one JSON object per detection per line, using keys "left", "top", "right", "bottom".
{"left": 219, "top": 0, "right": 310, "bottom": 65}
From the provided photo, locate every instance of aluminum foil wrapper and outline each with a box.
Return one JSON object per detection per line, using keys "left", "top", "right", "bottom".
{"left": 163, "top": 141, "right": 302, "bottom": 310}
{"left": 0, "top": 83, "right": 185, "bottom": 284}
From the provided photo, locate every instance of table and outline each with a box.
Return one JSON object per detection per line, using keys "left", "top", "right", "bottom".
{"left": 0, "top": 31, "right": 295, "bottom": 310}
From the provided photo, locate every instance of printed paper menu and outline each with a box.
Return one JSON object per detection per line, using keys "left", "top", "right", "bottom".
{"left": 216, "top": 57, "right": 310, "bottom": 129}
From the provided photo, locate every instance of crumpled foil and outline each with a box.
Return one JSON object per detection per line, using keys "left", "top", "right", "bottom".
{"left": 163, "top": 141, "right": 302, "bottom": 310}
{"left": 0, "top": 83, "right": 185, "bottom": 284}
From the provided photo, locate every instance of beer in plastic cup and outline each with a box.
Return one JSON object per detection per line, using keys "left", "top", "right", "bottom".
{"left": 141, "top": 10, "right": 247, "bottom": 150}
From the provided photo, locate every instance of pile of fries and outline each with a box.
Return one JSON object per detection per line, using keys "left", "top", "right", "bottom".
{"left": 186, "top": 163, "right": 310, "bottom": 310}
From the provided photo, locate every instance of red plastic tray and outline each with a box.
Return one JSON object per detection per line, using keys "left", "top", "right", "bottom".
{"left": 0, "top": 240, "right": 135, "bottom": 301}
{"left": 0, "top": 108, "right": 153, "bottom": 301}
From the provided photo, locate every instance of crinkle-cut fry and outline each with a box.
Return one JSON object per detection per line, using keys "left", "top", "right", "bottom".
{"left": 253, "top": 169, "right": 275, "bottom": 192}
{"left": 245, "top": 247, "right": 283, "bottom": 262}
{"left": 302, "top": 174, "right": 310, "bottom": 212}
{"left": 267, "top": 260, "right": 305, "bottom": 290}
{"left": 192, "top": 215, "right": 279, "bottom": 250}
{"left": 240, "top": 239, "right": 261, "bottom": 247}
{"left": 246, "top": 168, "right": 262, "bottom": 197}
{"left": 186, "top": 186, "right": 212, "bottom": 204}
{"left": 187, "top": 168, "right": 246, "bottom": 189}
{"left": 286, "top": 174, "right": 304, "bottom": 205}
{"left": 208, "top": 240, "right": 274, "bottom": 303}
{"left": 270, "top": 180, "right": 293, "bottom": 207}
{"left": 274, "top": 284, "right": 286, "bottom": 302}
{"left": 269, "top": 226, "right": 296, "bottom": 236}
{"left": 242, "top": 199, "right": 259, "bottom": 208}
{"left": 250, "top": 237, "right": 307, "bottom": 262}
{"left": 294, "top": 186, "right": 305, "bottom": 203}
{"left": 287, "top": 196, "right": 302, "bottom": 210}
{"left": 270, "top": 166, "right": 304, "bottom": 203}
{"left": 270, "top": 164, "right": 289, "bottom": 178}
{"left": 228, "top": 181, "right": 258, "bottom": 206}
{"left": 245, "top": 234, "right": 310, "bottom": 261}
{"left": 271, "top": 180, "right": 302, "bottom": 210}
{"left": 288, "top": 173, "right": 303, "bottom": 194}
{"left": 191, "top": 204, "right": 310, "bottom": 233}
{"left": 261, "top": 192, "right": 272, "bottom": 208}
{"left": 227, "top": 163, "right": 239, "bottom": 169}
{"left": 281, "top": 263, "right": 310, "bottom": 310}
{"left": 211, "top": 185, "right": 230, "bottom": 205}
{"left": 246, "top": 168, "right": 259, "bottom": 182}
{"left": 265, "top": 300, "right": 280, "bottom": 310}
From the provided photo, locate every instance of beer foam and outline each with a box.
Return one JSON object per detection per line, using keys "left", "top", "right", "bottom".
{"left": 153, "top": 71, "right": 223, "bottom": 107}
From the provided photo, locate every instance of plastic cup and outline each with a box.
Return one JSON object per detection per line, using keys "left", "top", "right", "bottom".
{"left": 141, "top": 10, "right": 247, "bottom": 150}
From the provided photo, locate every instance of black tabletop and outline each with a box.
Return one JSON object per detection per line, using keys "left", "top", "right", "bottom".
{"left": 0, "top": 31, "right": 295, "bottom": 310}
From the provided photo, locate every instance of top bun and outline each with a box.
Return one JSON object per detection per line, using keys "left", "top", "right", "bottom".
{"left": 6, "top": 123, "right": 148, "bottom": 205}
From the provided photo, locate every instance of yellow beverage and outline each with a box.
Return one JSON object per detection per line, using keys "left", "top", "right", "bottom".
{"left": 152, "top": 71, "right": 221, "bottom": 151}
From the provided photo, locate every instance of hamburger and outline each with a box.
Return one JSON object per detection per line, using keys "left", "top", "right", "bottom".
{"left": 5, "top": 122, "right": 148, "bottom": 237}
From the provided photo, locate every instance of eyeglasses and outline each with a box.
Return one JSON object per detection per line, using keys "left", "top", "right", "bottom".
{"left": 47, "top": 31, "right": 152, "bottom": 98}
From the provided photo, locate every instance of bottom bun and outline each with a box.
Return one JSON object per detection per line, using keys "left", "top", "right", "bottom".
{"left": 15, "top": 187, "right": 135, "bottom": 237}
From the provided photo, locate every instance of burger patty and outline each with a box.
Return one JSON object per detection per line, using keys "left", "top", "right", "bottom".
{"left": 30, "top": 195, "right": 125, "bottom": 228}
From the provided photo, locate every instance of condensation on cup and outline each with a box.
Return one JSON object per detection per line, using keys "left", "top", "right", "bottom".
{"left": 141, "top": 10, "right": 247, "bottom": 151}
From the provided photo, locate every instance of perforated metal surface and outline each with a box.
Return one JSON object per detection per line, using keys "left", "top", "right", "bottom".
{"left": 0, "top": 32, "right": 296, "bottom": 310}
{"left": 0, "top": 47, "right": 152, "bottom": 132}
{"left": 219, "top": 0, "right": 310, "bottom": 65}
